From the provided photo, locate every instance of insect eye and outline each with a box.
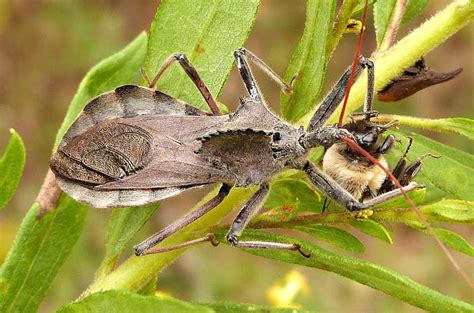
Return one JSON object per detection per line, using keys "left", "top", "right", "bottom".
{"left": 272, "top": 132, "right": 282, "bottom": 141}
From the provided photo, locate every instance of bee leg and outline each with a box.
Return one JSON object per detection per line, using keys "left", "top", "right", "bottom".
{"left": 134, "top": 184, "right": 231, "bottom": 256}
{"left": 308, "top": 56, "right": 371, "bottom": 131}
{"left": 300, "top": 161, "right": 422, "bottom": 212}
{"left": 379, "top": 137, "right": 413, "bottom": 193}
{"left": 226, "top": 182, "right": 311, "bottom": 258}
{"left": 376, "top": 134, "right": 396, "bottom": 154}
{"left": 147, "top": 54, "right": 221, "bottom": 115}
{"left": 398, "top": 153, "right": 440, "bottom": 186}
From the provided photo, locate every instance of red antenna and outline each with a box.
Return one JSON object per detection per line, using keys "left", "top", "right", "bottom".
{"left": 337, "top": 0, "right": 473, "bottom": 287}
{"left": 338, "top": 0, "right": 369, "bottom": 127}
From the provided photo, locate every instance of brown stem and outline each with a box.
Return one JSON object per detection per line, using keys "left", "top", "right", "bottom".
{"left": 35, "top": 169, "right": 62, "bottom": 218}
{"left": 378, "top": 0, "right": 409, "bottom": 52}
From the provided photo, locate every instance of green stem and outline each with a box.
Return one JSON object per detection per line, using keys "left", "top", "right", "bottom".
{"left": 300, "top": 0, "right": 474, "bottom": 126}
{"left": 240, "top": 206, "right": 467, "bottom": 231}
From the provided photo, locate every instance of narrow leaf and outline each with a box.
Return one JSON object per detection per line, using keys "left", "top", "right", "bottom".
{"left": 375, "top": 115, "right": 474, "bottom": 140}
{"left": 298, "top": 225, "right": 365, "bottom": 253}
{"left": 145, "top": 0, "right": 260, "bottom": 112}
{"left": 280, "top": 0, "right": 336, "bottom": 122}
{"left": 433, "top": 228, "right": 474, "bottom": 257}
{"left": 402, "top": 0, "right": 430, "bottom": 23}
{"left": 96, "top": 204, "right": 160, "bottom": 279}
{"left": 353, "top": 0, "right": 377, "bottom": 16}
{"left": 54, "top": 32, "right": 148, "bottom": 150}
{"left": 264, "top": 179, "right": 322, "bottom": 216}
{"left": 0, "top": 195, "right": 88, "bottom": 313}
{"left": 0, "top": 129, "right": 25, "bottom": 209}
{"left": 373, "top": 0, "right": 396, "bottom": 47}
{"left": 386, "top": 131, "right": 474, "bottom": 203}
{"left": 422, "top": 200, "right": 474, "bottom": 222}
{"left": 223, "top": 230, "right": 472, "bottom": 312}
{"left": 59, "top": 290, "right": 213, "bottom": 313}
{"left": 350, "top": 219, "right": 393, "bottom": 244}
{"left": 205, "top": 302, "right": 308, "bottom": 313}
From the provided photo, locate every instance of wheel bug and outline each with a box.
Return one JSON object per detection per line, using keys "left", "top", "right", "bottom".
{"left": 50, "top": 48, "right": 423, "bottom": 257}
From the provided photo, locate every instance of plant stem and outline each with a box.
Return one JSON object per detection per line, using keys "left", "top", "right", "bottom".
{"left": 378, "top": 0, "right": 409, "bottom": 52}
{"left": 237, "top": 206, "right": 466, "bottom": 231}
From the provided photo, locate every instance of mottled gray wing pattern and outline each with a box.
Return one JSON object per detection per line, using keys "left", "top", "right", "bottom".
{"left": 51, "top": 85, "right": 223, "bottom": 208}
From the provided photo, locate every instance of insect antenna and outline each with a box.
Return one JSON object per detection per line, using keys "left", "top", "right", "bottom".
{"left": 338, "top": 0, "right": 473, "bottom": 287}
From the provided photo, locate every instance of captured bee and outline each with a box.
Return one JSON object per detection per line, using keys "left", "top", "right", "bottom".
{"left": 323, "top": 60, "right": 433, "bottom": 204}
{"left": 323, "top": 117, "right": 424, "bottom": 203}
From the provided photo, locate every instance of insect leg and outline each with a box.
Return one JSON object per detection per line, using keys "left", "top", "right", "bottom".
{"left": 226, "top": 183, "right": 310, "bottom": 257}
{"left": 134, "top": 184, "right": 231, "bottom": 256}
{"left": 375, "top": 134, "right": 396, "bottom": 154}
{"left": 308, "top": 57, "right": 371, "bottom": 131}
{"left": 363, "top": 57, "right": 375, "bottom": 116}
{"left": 234, "top": 48, "right": 263, "bottom": 101}
{"left": 235, "top": 48, "right": 294, "bottom": 95}
{"left": 148, "top": 54, "right": 220, "bottom": 115}
{"left": 300, "top": 161, "right": 422, "bottom": 211}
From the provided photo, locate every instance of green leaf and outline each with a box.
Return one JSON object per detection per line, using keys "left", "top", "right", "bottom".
{"left": 297, "top": 225, "right": 365, "bottom": 253}
{"left": 59, "top": 290, "right": 306, "bottom": 313}
{"left": 0, "top": 195, "right": 88, "bottom": 313}
{"left": 386, "top": 131, "right": 474, "bottom": 203}
{"left": 350, "top": 219, "right": 393, "bottom": 244}
{"left": 225, "top": 230, "right": 472, "bottom": 312}
{"left": 327, "top": 0, "right": 360, "bottom": 58}
{"left": 96, "top": 204, "right": 160, "bottom": 279}
{"left": 205, "top": 302, "right": 309, "bottom": 312}
{"left": 58, "top": 290, "right": 213, "bottom": 313}
{"left": 0, "top": 129, "right": 25, "bottom": 209}
{"left": 353, "top": 0, "right": 377, "bottom": 16}
{"left": 264, "top": 179, "right": 322, "bottom": 216}
{"left": 376, "top": 115, "right": 474, "bottom": 140}
{"left": 402, "top": 0, "right": 430, "bottom": 23}
{"left": 145, "top": 0, "right": 259, "bottom": 112}
{"left": 422, "top": 200, "right": 474, "bottom": 222}
{"left": 54, "top": 32, "right": 148, "bottom": 150}
{"left": 433, "top": 228, "right": 474, "bottom": 257}
{"left": 280, "top": 0, "right": 336, "bottom": 122}
{"left": 374, "top": 0, "right": 396, "bottom": 47}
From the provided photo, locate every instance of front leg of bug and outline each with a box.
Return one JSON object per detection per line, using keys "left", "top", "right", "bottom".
{"left": 226, "top": 183, "right": 310, "bottom": 258}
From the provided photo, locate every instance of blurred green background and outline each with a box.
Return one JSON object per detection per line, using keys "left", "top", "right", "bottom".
{"left": 0, "top": 1, "right": 472, "bottom": 312}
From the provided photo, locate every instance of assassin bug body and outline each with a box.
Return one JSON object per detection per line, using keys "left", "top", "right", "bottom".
{"left": 50, "top": 49, "right": 422, "bottom": 256}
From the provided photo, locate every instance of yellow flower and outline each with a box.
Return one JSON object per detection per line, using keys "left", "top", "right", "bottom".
{"left": 266, "top": 269, "right": 310, "bottom": 308}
